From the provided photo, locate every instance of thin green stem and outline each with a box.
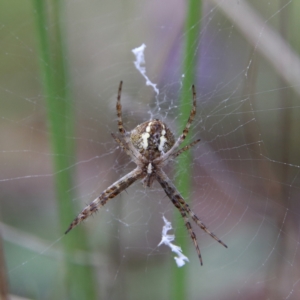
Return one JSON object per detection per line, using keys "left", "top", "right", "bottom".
{"left": 172, "top": 0, "right": 202, "bottom": 299}
{"left": 32, "top": 1, "right": 97, "bottom": 299}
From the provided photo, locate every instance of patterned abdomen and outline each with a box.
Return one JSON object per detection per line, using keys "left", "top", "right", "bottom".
{"left": 130, "top": 119, "right": 175, "bottom": 159}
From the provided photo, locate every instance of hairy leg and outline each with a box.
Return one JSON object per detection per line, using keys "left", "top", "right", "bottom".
{"left": 111, "top": 133, "right": 132, "bottom": 157}
{"left": 156, "top": 171, "right": 203, "bottom": 265}
{"left": 155, "top": 85, "right": 197, "bottom": 164}
{"left": 116, "top": 81, "right": 126, "bottom": 135}
{"left": 65, "top": 167, "right": 144, "bottom": 234}
{"left": 157, "top": 170, "right": 227, "bottom": 251}
{"left": 171, "top": 139, "right": 201, "bottom": 159}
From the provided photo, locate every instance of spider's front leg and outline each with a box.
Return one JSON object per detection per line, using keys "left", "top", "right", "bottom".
{"left": 171, "top": 139, "right": 201, "bottom": 159}
{"left": 65, "top": 167, "right": 144, "bottom": 234}
{"left": 155, "top": 85, "right": 197, "bottom": 165}
{"left": 111, "top": 133, "right": 131, "bottom": 157}
{"left": 116, "top": 81, "right": 126, "bottom": 135}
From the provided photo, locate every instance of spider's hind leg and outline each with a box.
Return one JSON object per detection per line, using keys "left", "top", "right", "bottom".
{"left": 177, "top": 199, "right": 228, "bottom": 248}
{"left": 156, "top": 170, "right": 227, "bottom": 264}
{"left": 65, "top": 167, "right": 144, "bottom": 234}
{"left": 156, "top": 171, "right": 203, "bottom": 265}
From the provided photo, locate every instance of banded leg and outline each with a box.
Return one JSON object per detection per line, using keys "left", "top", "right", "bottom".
{"left": 180, "top": 84, "right": 197, "bottom": 141}
{"left": 155, "top": 85, "right": 197, "bottom": 164}
{"left": 176, "top": 196, "right": 227, "bottom": 248}
{"left": 111, "top": 133, "right": 132, "bottom": 157}
{"left": 65, "top": 167, "right": 144, "bottom": 234}
{"left": 157, "top": 170, "right": 227, "bottom": 255}
{"left": 111, "top": 133, "right": 146, "bottom": 165}
{"left": 156, "top": 172, "right": 203, "bottom": 265}
{"left": 171, "top": 139, "right": 201, "bottom": 159}
{"left": 116, "top": 81, "right": 126, "bottom": 135}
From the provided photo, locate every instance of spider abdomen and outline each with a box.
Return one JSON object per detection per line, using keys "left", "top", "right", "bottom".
{"left": 130, "top": 119, "right": 175, "bottom": 159}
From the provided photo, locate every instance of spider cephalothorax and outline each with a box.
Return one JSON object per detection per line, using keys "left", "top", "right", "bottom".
{"left": 65, "top": 81, "right": 227, "bottom": 265}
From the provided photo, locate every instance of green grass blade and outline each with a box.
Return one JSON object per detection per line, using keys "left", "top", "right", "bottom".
{"left": 172, "top": 0, "right": 202, "bottom": 299}
{"left": 32, "top": 1, "right": 97, "bottom": 298}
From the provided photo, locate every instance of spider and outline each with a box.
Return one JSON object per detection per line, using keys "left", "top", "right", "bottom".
{"left": 65, "top": 81, "right": 227, "bottom": 265}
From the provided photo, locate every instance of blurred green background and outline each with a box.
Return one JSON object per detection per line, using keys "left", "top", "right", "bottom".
{"left": 1, "top": 0, "right": 300, "bottom": 299}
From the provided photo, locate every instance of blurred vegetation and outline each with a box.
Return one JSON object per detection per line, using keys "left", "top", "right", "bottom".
{"left": 173, "top": 0, "right": 202, "bottom": 299}
{"left": 32, "top": 0, "right": 96, "bottom": 299}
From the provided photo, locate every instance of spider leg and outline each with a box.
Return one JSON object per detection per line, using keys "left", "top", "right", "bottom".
{"left": 176, "top": 197, "right": 228, "bottom": 248}
{"left": 171, "top": 139, "right": 201, "bottom": 159}
{"left": 157, "top": 170, "right": 227, "bottom": 263}
{"left": 156, "top": 171, "right": 203, "bottom": 265}
{"left": 155, "top": 85, "right": 197, "bottom": 164}
{"left": 111, "top": 133, "right": 132, "bottom": 157}
{"left": 65, "top": 167, "right": 144, "bottom": 234}
{"left": 180, "top": 84, "right": 197, "bottom": 141}
{"left": 116, "top": 81, "right": 126, "bottom": 135}
{"left": 111, "top": 133, "right": 146, "bottom": 165}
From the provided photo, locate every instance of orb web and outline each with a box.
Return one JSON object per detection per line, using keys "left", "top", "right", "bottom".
{"left": 1, "top": 0, "right": 300, "bottom": 299}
